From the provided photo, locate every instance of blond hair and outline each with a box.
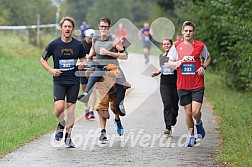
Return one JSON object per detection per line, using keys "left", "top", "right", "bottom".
{"left": 59, "top": 16, "right": 75, "bottom": 28}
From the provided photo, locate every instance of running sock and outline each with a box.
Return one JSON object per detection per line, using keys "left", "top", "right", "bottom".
{"left": 59, "top": 120, "right": 65, "bottom": 127}
{"left": 115, "top": 118, "right": 120, "bottom": 122}
{"left": 196, "top": 120, "right": 202, "bottom": 125}
{"left": 64, "top": 132, "right": 70, "bottom": 141}
{"left": 101, "top": 129, "right": 106, "bottom": 133}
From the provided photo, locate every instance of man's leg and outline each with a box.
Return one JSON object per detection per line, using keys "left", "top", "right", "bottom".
{"left": 81, "top": 83, "right": 90, "bottom": 119}
{"left": 78, "top": 67, "right": 104, "bottom": 103}
{"left": 64, "top": 84, "right": 79, "bottom": 148}
{"left": 88, "top": 88, "right": 97, "bottom": 119}
{"left": 53, "top": 83, "right": 67, "bottom": 141}
{"left": 191, "top": 88, "right": 205, "bottom": 139}
{"left": 54, "top": 100, "right": 65, "bottom": 141}
{"left": 192, "top": 101, "right": 202, "bottom": 124}
{"left": 111, "top": 93, "right": 124, "bottom": 136}
{"left": 143, "top": 47, "right": 150, "bottom": 63}
{"left": 183, "top": 103, "right": 194, "bottom": 135}
{"left": 178, "top": 89, "right": 196, "bottom": 147}
{"left": 66, "top": 102, "right": 76, "bottom": 134}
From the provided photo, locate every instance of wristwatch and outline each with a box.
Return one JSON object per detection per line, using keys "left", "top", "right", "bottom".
{"left": 201, "top": 65, "right": 206, "bottom": 70}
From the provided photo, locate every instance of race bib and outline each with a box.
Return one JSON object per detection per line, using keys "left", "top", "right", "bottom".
{"left": 161, "top": 65, "right": 174, "bottom": 75}
{"left": 59, "top": 59, "right": 75, "bottom": 71}
{"left": 181, "top": 63, "right": 196, "bottom": 75}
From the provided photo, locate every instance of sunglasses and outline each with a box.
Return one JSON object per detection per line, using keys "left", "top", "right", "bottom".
{"left": 99, "top": 25, "right": 110, "bottom": 29}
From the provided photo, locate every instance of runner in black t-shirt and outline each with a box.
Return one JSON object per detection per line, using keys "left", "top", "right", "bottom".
{"left": 80, "top": 29, "right": 97, "bottom": 120}
{"left": 40, "top": 16, "right": 86, "bottom": 148}
{"left": 151, "top": 38, "right": 179, "bottom": 136}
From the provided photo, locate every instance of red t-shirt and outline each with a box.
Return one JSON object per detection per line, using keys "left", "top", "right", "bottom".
{"left": 168, "top": 40, "right": 210, "bottom": 90}
{"left": 115, "top": 28, "right": 127, "bottom": 39}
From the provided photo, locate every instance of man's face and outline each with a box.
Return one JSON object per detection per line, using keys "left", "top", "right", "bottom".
{"left": 61, "top": 20, "right": 73, "bottom": 38}
{"left": 98, "top": 21, "right": 110, "bottom": 36}
{"left": 85, "top": 36, "right": 93, "bottom": 43}
{"left": 182, "top": 26, "right": 194, "bottom": 41}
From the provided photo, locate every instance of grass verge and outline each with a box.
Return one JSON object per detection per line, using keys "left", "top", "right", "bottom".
{"left": 0, "top": 33, "right": 56, "bottom": 156}
{"left": 205, "top": 73, "right": 252, "bottom": 167}
{"left": 0, "top": 32, "right": 87, "bottom": 157}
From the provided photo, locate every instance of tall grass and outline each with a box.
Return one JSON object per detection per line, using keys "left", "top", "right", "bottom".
{"left": 205, "top": 73, "right": 252, "bottom": 167}
{"left": 0, "top": 33, "right": 56, "bottom": 156}
{"left": 0, "top": 32, "right": 86, "bottom": 156}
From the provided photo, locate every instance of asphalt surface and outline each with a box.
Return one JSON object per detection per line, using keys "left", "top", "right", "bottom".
{"left": 0, "top": 53, "right": 225, "bottom": 167}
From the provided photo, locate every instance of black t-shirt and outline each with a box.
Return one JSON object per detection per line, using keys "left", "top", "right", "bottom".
{"left": 44, "top": 37, "right": 86, "bottom": 84}
{"left": 81, "top": 39, "right": 92, "bottom": 54}
{"left": 159, "top": 54, "right": 177, "bottom": 85}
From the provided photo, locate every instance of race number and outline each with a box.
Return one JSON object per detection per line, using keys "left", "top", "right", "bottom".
{"left": 181, "top": 63, "right": 196, "bottom": 75}
{"left": 59, "top": 59, "right": 75, "bottom": 71}
{"left": 161, "top": 65, "right": 174, "bottom": 75}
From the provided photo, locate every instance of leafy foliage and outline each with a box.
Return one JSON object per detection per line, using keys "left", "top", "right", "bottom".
{"left": 171, "top": 0, "right": 252, "bottom": 92}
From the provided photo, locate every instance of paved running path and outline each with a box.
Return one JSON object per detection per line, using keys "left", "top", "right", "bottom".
{"left": 0, "top": 53, "right": 224, "bottom": 167}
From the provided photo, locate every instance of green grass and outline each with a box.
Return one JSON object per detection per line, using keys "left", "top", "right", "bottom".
{"left": 205, "top": 73, "right": 252, "bottom": 167}
{"left": 0, "top": 32, "right": 86, "bottom": 156}
{"left": 0, "top": 33, "right": 56, "bottom": 156}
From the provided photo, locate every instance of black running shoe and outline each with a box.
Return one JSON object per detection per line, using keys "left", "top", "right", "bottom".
{"left": 99, "top": 131, "right": 108, "bottom": 144}
{"left": 77, "top": 92, "right": 91, "bottom": 103}
{"left": 64, "top": 133, "right": 75, "bottom": 148}
{"left": 55, "top": 122, "right": 64, "bottom": 141}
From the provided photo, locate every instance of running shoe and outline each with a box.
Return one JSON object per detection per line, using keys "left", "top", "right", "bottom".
{"left": 196, "top": 121, "right": 206, "bottom": 139}
{"left": 99, "top": 131, "right": 108, "bottom": 144}
{"left": 77, "top": 92, "right": 90, "bottom": 103}
{"left": 55, "top": 122, "right": 64, "bottom": 141}
{"left": 65, "top": 134, "right": 75, "bottom": 148}
{"left": 84, "top": 110, "right": 89, "bottom": 119}
{"left": 187, "top": 136, "right": 196, "bottom": 147}
{"left": 164, "top": 129, "right": 172, "bottom": 136}
{"left": 88, "top": 111, "right": 95, "bottom": 119}
{"left": 115, "top": 119, "right": 124, "bottom": 136}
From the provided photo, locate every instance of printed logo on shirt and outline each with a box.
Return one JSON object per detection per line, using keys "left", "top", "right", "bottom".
{"left": 61, "top": 48, "right": 73, "bottom": 56}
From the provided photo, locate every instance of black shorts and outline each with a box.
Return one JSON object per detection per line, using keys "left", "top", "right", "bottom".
{"left": 177, "top": 87, "right": 205, "bottom": 106}
{"left": 53, "top": 83, "right": 80, "bottom": 103}
{"left": 80, "top": 77, "right": 88, "bottom": 85}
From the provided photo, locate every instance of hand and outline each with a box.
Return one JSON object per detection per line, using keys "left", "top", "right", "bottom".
{"left": 50, "top": 69, "right": 62, "bottom": 77}
{"left": 100, "top": 47, "right": 109, "bottom": 55}
{"left": 197, "top": 66, "right": 205, "bottom": 76}
{"left": 176, "top": 60, "right": 183, "bottom": 68}
{"left": 76, "top": 61, "right": 86, "bottom": 70}
{"left": 151, "top": 71, "right": 160, "bottom": 77}
{"left": 86, "top": 54, "right": 92, "bottom": 60}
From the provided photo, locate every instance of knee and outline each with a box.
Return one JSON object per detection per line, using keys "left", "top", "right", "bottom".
{"left": 55, "top": 105, "right": 64, "bottom": 113}
{"left": 185, "top": 111, "right": 193, "bottom": 117}
{"left": 192, "top": 109, "right": 200, "bottom": 116}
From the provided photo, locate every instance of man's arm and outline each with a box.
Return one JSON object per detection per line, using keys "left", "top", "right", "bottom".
{"left": 40, "top": 57, "right": 62, "bottom": 77}
{"left": 87, "top": 38, "right": 96, "bottom": 59}
{"left": 197, "top": 55, "right": 211, "bottom": 75}
{"left": 100, "top": 37, "right": 128, "bottom": 60}
{"left": 203, "top": 55, "right": 211, "bottom": 68}
{"left": 197, "top": 45, "right": 212, "bottom": 75}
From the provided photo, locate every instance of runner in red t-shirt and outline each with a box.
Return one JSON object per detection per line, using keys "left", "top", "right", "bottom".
{"left": 165, "top": 21, "right": 211, "bottom": 147}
